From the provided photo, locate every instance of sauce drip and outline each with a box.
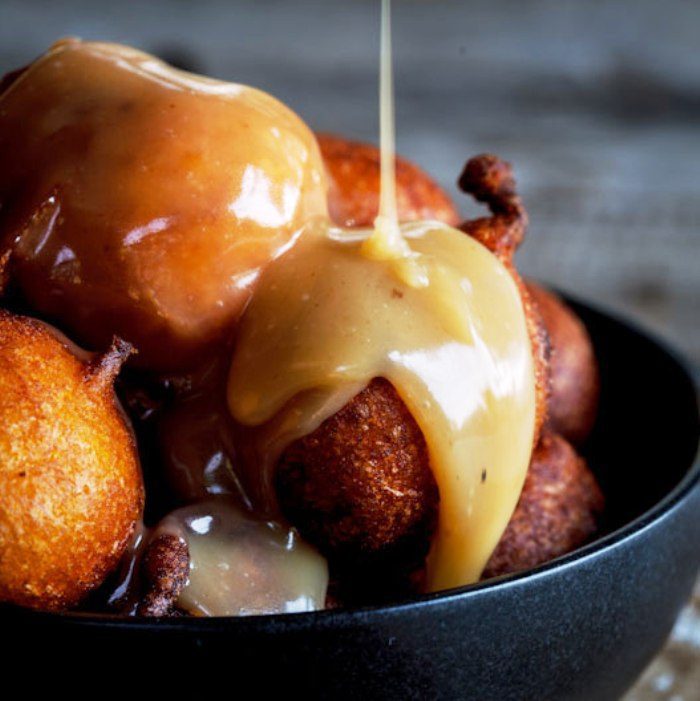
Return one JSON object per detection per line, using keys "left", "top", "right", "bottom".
{"left": 159, "top": 501, "right": 328, "bottom": 616}
{"left": 361, "top": 0, "right": 426, "bottom": 288}
{"left": 225, "top": 0, "right": 536, "bottom": 591}
{"left": 363, "top": 0, "right": 402, "bottom": 258}
{"left": 228, "top": 221, "right": 535, "bottom": 590}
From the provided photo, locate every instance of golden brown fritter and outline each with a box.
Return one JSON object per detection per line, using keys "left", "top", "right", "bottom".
{"left": 483, "top": 431, "right": 604, "bottom": 579}
{"left": 277, "top": 378, "right": 438, "bottom": 567}
{"left": 276, "top": 154, "right": 550, "bottom": 580}
{"left": 0, "top": 43, "right": 327, "bottom": 373}
{"left": 527, "top": 282, "right": 600, "bottom": 445}
{"left": 318, "top": 133, "right": 460, "bottom": 228}
{"left": 320, "top": 428, "right": 604, "bottom": 604}
{"left": 0, "top": 310, "right": 143, "bottom": 610}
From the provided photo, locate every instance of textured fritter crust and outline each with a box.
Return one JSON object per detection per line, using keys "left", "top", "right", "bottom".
{"left": 137, "top": 534, "right": 189, "bottom": 617}
{"left": 483, "top": 431, "right": 604, "bottom": 579}
{"left": 0, "top": 310, "right": 143, "bottom": 610}
{"left": 277, "top": 378, "right": 438, "bottom": 567}
{"left": 318, "top": 133, "right": 460, "bottom": 228}
{"left": 527, "top": 283, "right": 600, "bottom": 445}
{"left": 277, "top": 154, "right": 550, "bottom": 579}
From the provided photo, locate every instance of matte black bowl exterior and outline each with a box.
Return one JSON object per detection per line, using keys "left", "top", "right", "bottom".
{"left": 4, "top": 300, "right": 700, "bottom": 699}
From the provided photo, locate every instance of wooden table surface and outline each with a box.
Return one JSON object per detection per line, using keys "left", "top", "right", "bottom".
{"left": 1, "top": 1, "right": 698, "bottom": 697}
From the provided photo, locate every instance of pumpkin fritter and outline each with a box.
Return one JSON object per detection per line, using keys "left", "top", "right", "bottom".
{"left": 527, "top": 283, "right": 599, "bottom": 445}
{"left": 0, "top": 310, "right": 143, "bottom": 610}
{"left": 483, "top": 431, "right": 604, "bottom": 579}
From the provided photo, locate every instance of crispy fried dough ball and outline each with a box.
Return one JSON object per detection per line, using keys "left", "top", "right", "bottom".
{"left": 0, "top": 41, "right": 326, "bottom": 372}
{"left": 0, "top": 310, "right": 143, "bottom": 610}
{"left": 277, "top": 378, "right": 438, "bottom": 568}
{"left": 527, "top": 283, "right": 600, "bottom": 445}
{"left": 483, "top": 431, "right": 604, "bottom": 579}
{"left": 318, "top": 133, "right": 460, "bottom": 228}
{"left": 276, "top": 155, "right": 549, "bottom": 578}
{"left": 137, "top": 534, "right": 189, "bottom": 617}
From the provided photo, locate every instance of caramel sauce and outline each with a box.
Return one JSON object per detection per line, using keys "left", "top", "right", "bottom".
{"left": 158, "top": 501, "right": 328, "bottom": 616}
{"left": 361, "top": 0, "right": 426, "bottom": 287}
{"left": 228, "top": 220, "right": 535, "bottom": 590}
{"left": 158, "top": 353, "right": 251, "bottom": 505}
{"left": 0, "top": 39, "right": 327, "bottom": 371}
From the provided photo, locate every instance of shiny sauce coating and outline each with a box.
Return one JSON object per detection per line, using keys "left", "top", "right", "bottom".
{"left": 227, "top": 1, "right": 536, "bottom": 590}
{"left": 228, "top": 220, "right": 536, "bottom": 591}
{"left": 158, "top": 501, "right": 328, "bottom": 616}
{"left": 0, "top": 39, "right": 327, "bottom": 372}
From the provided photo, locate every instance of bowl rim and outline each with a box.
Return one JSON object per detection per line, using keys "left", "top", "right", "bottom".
{"left": 10, "top": 296, "right": 700, "bottom": 631}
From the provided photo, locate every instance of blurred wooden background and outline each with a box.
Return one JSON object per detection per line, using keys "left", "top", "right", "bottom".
{"left": 1, "top": 0, "right": 698, "bottom": 368}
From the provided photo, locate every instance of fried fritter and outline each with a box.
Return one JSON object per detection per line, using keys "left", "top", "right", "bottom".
{"left": 318, "top": 133, "right": 460, "bottom": 228}
{"left": 0, "top": 42, "right": 327, "bottom": 372}
{"left": 137, "top": 533, "right": 189, "bottom": 617}
{"left": 276, "top": 155, "right": 549, "bottom": 577}
{"left": 277, "top": 378, "right": 438, "bottom": 569}
{"left": 527, "top": 283, "right": 600, "bottom": 445}
{"left": 143, "top": 428, "right": 603, "bottom": 608}
{"left": 483, "top": 431, "right": 604, "bottom": 579}
{"left": 0, "top": 310, "right": 143, "bottom": 610}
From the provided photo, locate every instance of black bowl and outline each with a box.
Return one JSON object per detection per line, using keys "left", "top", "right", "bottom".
{"left": 4, "top": 298, "right": 699, "bottom": 699}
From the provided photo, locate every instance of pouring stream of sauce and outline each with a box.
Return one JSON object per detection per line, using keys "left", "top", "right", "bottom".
{"left": 363, "top": 0, "right": 405, "bottom": 261}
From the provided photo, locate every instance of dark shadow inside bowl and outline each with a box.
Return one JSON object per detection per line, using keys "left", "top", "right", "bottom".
{"left": 569, "top": 297, "right": 699, "bottom": 534}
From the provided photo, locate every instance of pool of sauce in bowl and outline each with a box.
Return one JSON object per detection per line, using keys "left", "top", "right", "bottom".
{"left": 157, "top": 501, "right": 328, "bottom": 616}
